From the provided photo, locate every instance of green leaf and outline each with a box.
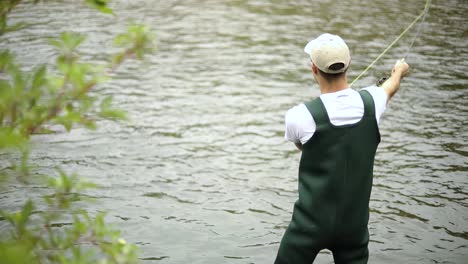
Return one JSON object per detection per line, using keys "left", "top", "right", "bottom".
{"left": 100, "top": 96, "right": 112, "bottom": 109}
{"left": 111, "top": 52, "right": 125, "bottom": 66}
{"left": 30, "top": 65, "right": 47, "bottom": 94}
{"left": 0, "top": 50, "right": 15, "bottom": 71}
{"left": 81, "top": 117, "right": 97, "bottom": 131}
{"left": 49, "top": 32, "right": 85, "bottom": 58}
{"left": 113, "top": 34, "right": 131, "bottom": 47}
{"left": 99, "top": 96, "right": 127, "bottom": 121}
{"left": 0, "top": 241, "right": 35, "bottom": 264}
{"left": 0, "top": 209, "right": 15, "bottom": 226}
{"left": 48, "top": 38, "right": 62, "bottom": 49}
{"left": 75, "top": 177, "right": 98, "bottom": 191}
{"left": 113, "top": 23, "right": 155, "bottom": 54}
{"left": 101, "top": 109, "right": 127, "bottom": 120}
{"left": 0, "top": 128, "right": 28, "bottom": 149}
{"left": 53, "top": 111, "right": 82, "bottom": 132}
{"left": 0, "top": 16, "right": 7, "bottom": 36}
{"left": 72, "top": 215, "right": 87, "bottom": 234}
{"left": 46, "top": 75, "right": 64, "bottom": 93}
{"left": 58, "top": 168, "right": 73, "bottom": 193}
{"left": 16, "top": 200, "right": 34, "bottom": 237}
{"left": 61, "top": 32, "right": 85, "bottom": 51}
{"left": 20, "top": 200, "right": 33, "bottom": 224}
{"left": 85, "top": 0, "right": 114, "bottom": 15}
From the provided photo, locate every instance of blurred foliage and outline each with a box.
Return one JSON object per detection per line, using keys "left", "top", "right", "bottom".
{"left": 0, "top": 0, "right": 155, "bottom": 263}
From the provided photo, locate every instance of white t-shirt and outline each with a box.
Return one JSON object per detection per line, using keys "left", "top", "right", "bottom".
{"left": 285, "top": 86, "right": 387, "bottom": 145}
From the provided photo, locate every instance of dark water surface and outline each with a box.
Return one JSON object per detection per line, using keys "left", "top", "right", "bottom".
{"left": 1, "top": 0, "right": 467, "bottom": 263}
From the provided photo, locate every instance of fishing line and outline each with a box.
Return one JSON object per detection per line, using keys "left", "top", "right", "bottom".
{"left": 404, "top": 0, "right": 431, "bottom": 59}
{"left": 349, "top": 0, "right": 431, "bottom": 87}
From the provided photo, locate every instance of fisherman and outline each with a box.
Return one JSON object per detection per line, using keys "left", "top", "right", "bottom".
{"left": 274, "top": 33, "right": 409, "bottom": 263}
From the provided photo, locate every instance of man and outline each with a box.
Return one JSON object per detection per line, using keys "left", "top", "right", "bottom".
{"left": 274, "top": 33, "right": 409, "bottom": 264}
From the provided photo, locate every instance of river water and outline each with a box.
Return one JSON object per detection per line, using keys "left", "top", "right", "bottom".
{"left": 1, "top": 0, "right": 467, "bottom": 263}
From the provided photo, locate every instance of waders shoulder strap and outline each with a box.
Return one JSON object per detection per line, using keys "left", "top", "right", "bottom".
{"left": 358, "top": 90, "right": 376, "bottom": 118}
{"left": 304, "top": 97, "right": 329, "bottom": 130}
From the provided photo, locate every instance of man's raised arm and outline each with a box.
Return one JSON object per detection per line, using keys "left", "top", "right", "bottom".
{"left": 382, "top": 58, "right": 410, "bottom": 102}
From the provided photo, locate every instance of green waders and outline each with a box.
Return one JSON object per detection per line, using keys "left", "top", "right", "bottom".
{"left": 275, "top": 90, "right": 380, "bottom": 264}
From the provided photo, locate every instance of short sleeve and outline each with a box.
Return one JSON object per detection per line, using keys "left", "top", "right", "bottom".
{"left": 362, "top": 85, "right": 388, "bottom": 124}
{"left": 284, "top": 104, "right": 316, "bottom": 144}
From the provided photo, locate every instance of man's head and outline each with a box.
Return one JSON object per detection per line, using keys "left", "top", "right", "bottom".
{"left": 304, "top": 33, "right": 350, "bottom": 82}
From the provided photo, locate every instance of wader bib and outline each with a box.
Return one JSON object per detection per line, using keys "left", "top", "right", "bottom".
{"left": 275, "top": 90, "right": 380, "bottom": 264}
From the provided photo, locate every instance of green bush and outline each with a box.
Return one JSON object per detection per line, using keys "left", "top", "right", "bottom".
{"left": 0, "top": 1, "right": 154, "bottom": 263}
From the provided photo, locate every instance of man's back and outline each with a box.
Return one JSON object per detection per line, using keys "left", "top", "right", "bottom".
{"left": 275, "top": 90, "right": 380, "bottom": 263}
{"left": 284, "top": 87, "right": 387, "bottom": 146}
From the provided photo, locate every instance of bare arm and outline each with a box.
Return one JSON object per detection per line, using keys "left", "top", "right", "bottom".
{"left": 381, "top": 58, "right": 410, "bottom": 102}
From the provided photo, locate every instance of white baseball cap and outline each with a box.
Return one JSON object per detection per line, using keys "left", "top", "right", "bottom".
{"left": 304, "top": 33, "right": 351, "bottom": 74}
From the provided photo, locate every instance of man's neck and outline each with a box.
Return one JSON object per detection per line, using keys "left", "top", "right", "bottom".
{"left": 319, "top": 78, "right": 349, "bottom": 94}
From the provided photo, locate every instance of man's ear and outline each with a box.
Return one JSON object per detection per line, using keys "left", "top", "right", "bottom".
{"left": 312, "top": 63, "right": 319, "bottom": 75}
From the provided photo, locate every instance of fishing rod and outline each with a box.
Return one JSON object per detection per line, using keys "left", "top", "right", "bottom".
{"left": 350, "top": 0, "right": 431, "bottom": 87}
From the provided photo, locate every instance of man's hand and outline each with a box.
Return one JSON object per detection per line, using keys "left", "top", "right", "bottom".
{"left": 393, "top": 58, "right": 410, "bottom": 78}
{"left": 382, "top": 58, "right": 410, "bottom": 102}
